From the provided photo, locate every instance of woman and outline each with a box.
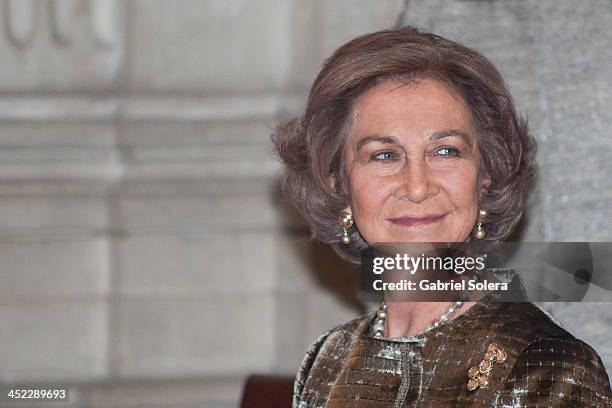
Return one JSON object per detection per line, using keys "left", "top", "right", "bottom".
{"left": 272, "top": 27, "right": 611, "bottom": 407}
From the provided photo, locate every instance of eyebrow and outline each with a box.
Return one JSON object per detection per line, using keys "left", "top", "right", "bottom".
{"left": 354, "top": 129, "right": 474, "bottom": 152}
{"left": 430, "top": 129, "right": 474, "bottom": 148}
{"left": 355, "top": 135, "right": 399, "bottom": 152}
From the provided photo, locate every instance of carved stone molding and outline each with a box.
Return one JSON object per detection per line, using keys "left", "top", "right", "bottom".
{"left": 0, "top": 93, "right": 304, "bottom": 121}
{"left": 4, "top": 0, "right": 35, "bottom": 47}
{"left": 4, "top": 0, "right": 119, "bottom": 48}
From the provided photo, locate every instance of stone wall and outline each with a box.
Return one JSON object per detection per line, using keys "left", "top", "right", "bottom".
{"left": 403, "top": 0, "right": 612, "bottom": 383}
{"left": 0, "top": 1, "right": 609, "bottom": 407}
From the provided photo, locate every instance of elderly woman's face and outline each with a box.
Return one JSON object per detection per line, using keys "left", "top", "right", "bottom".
{"left": 344, "top": 79, "right": 486, "bottom": 244}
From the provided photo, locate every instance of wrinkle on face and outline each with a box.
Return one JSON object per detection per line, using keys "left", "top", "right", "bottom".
{"left": 344, "top": 79, "right": 485, "bottom": 244}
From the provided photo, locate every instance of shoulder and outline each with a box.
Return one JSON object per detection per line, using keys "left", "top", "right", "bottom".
{"left": 292, "top": 313, "right": 373, "bottom": 408}
{"left": 292, "top": 329, "right": 332, "bottom": 408}
{"left": 493, "top": 302, "right": 570, "bottom": 340}
{"left": 495, "top": 303, "right": 611, "bottom": 406}
{"left": 501, "top": 336, "right": 611, "bottom": 406}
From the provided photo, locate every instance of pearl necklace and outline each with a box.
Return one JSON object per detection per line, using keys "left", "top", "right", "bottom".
{"left": 371, "top": 273, "right": 481, "bottom": 339}
{"left": 371, "top": 300, "right": 465, "bottom": 338}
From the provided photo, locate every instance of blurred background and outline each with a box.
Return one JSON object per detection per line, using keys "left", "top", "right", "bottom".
{"left": 0, "top": 0, "right": 611, "bottom": 407}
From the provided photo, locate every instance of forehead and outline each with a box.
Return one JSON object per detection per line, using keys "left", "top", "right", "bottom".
{"left": 349, "top": 78, "right": 474, "bottom": 138}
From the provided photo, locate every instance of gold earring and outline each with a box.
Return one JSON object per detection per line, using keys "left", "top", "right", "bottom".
{"left": 339, "top": 210, "right": 353, "bottom": 245}
{"left": 473, "top": 209, "right": 487, "bottom": 240}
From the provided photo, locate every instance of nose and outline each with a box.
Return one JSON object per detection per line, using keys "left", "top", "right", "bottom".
{"left": 393, "top": 158, "right": 436, "bottom": 203}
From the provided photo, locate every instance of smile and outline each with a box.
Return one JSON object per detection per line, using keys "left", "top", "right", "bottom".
{"left": 386, "top": 214, "right": 447, "bottom": 227}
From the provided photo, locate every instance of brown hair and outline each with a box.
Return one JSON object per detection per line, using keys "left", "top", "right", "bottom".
{"left": 271, "top": 26, "right": 536, "bottom": 263}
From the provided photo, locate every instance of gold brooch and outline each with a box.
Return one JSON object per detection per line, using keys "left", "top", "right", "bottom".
{"left": 466, "top": 343, "right": 507, "bottom": 391}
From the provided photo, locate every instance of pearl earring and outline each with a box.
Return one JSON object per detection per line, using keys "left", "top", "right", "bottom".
{"left": 473, "top": 209, "right": 487, "bottom": 240}
{"left": 339, "top": 210, "right": 353, "bottom": 245}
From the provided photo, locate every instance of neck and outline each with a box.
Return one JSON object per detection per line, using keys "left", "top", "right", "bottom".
{"left": 385, "top": 301, "right": 476, "bottom": 337}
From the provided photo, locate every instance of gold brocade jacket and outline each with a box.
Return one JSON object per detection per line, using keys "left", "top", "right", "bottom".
{"left": 293, "top": 300, "right": 611, "bottom": 407}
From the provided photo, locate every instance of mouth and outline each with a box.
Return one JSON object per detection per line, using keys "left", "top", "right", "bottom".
{"left": 386, "top": 213, "right": 448, "bottom": 227}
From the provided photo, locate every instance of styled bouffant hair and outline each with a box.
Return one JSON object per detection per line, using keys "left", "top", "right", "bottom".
{"left": 271, "top": 26, "right": 536, "bottom": 263}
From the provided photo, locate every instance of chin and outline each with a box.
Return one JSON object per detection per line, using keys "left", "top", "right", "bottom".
{"left": 385, "top": 227, "right": 448, "bottom": 243}
{"left": 383, "top": 233, "right": 443, "bottom": 243}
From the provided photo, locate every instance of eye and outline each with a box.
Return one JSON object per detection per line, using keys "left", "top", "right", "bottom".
{"left": 434, "top": 147, "right": 460, "bottom": 157}
{"left": 371, "top": 151, "right": 400, "bottom": 162}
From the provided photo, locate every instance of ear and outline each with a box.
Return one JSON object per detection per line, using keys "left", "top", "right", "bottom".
{"left": 479, "top": 174, "right": 491, "bottom": 196}
{"left": 328, "top": 176, "right": 352, "bottom": 212}
{"left": 327, "top": 175, "right": 337, "bottom": 192}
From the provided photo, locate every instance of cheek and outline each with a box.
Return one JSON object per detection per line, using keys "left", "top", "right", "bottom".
{"left": 443, "top": 167, "right": 480, "bottom": 211}
{"left": 349, "top": 170, "right": 395, "bottom": 219}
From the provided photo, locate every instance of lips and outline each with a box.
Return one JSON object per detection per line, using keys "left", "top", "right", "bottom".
{"left": 387, "top": 213, "right": 447, "bottom": 227}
